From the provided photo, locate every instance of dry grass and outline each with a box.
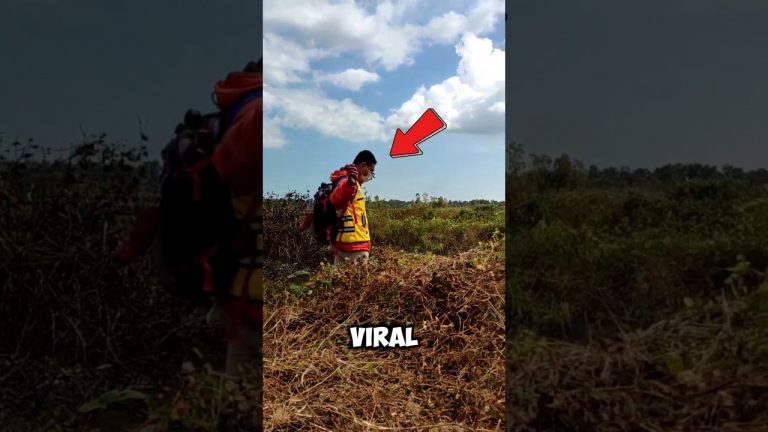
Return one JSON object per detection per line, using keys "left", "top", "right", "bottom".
{"left": 506, "top": 293, "right": 768, "bottom": 431}
{"left": 505, "top": 171, "right": 768, "bottom": 430}
{"left": 1, "top": 142, "right": 505, "bottom": 431}
{"left": 263, "top": 243, "right": 505, "bottom": 431}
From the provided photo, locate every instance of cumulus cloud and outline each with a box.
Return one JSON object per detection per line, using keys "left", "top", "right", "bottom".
{"left": 266, "top": 87, "right": 387, "bottom": 143}
{"left": 386, "top": 33, "right": 505, "bottom": 135}
{"left": 263, "top": 117, "right": 288, "bottom": 149}
{"left": 465, "top": 0, "right": 506, "bottom": 34}
{"left": 421, "top": 0, "right": 505, "bottom": 43}
{"left": 423, "top": 11, "right": 469, "bottom": 43}
{"left": 263, "top": 0, "right": 505, "bottom": 146}
{"left": 263, "top": 33, "right": 330, "bottom": 86}
{"left": 315, "top": 68, "right": 381, "bottom": 91}
{"left": 265, "top": 0, "right": 503, "bottom": 72}
{"left": 264, "top": 0, "right": 421, "bottom": 71}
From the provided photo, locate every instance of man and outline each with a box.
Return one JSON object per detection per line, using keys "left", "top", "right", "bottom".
{"left": 208, "top": 59, "right": 263, "bottom": 430}
{"left": 209, "top": 59, "right": 264, "bottom": 380}
{"left": 113, "top": 59, "right": 263, "bottom": 428}
{"left": 329, "top": 150, "right": 377, "bottom": 266}
{"left": 117, "top": 61, "right": 263, "bottom": 374}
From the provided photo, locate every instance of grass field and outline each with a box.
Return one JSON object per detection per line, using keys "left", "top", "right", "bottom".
{"left": 0, "top": 140, "right": 505, "bottom": 431}
{"left": 8, "top": 138, "right": 764, "bottom": 431}
{"left": 263, "top": 193, "right": 505, "bottom": 430}
{"left": 504, "top": 150, "right": 768, "bottom": 431}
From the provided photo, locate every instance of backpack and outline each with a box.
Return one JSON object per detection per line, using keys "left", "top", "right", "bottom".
{"left": 154, "top": 90, "right": 261, "bottom": 304}
{"left": 310, "top": 182, "right": 337, "bottom": 244}
{"left": 310, "top": 172, "right": 353, "bottom": 244}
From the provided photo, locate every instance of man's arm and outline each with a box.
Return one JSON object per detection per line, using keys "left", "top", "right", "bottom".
{"left": 211, "top": 97, "right": 262, "bottom": 191}
{"left": 330, "top": 175, "right": 357, "bottom": 209}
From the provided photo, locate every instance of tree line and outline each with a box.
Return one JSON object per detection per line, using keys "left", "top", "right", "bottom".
{"left": 507, "top": 142, "right": 768, "bottom": 191}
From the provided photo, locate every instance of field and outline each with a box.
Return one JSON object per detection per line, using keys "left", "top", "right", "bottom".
{"left": 505, "top": 149, "right": 768, "bottom": 431}
{"left": 0, "top": 140, "right": 505, "bottom": 431}
{"left": 8, "top": 137, "right": 764, "bottom": 431}
{"left": 263, "top": 193, "right": 505, "bottom": 430}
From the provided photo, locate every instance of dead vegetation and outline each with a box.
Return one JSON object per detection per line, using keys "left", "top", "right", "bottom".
{"left": 263, "top": 244, "right": 505, "bottom": 431}
{"left": 506, "top": 297, "right": 768, "bottom": 431}
{"left": 1, "top": 139, "right": 506, "bottom": 430}
{"left": 505, "top": 152, "right": 768, "bottom": 431}
{"left": 0, "top": 140, "right": 225, "bottom": 430}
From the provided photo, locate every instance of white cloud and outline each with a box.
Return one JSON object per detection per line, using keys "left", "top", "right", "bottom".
{"left": 266, "top": 87, "right": 387, "bottom": 143}
{"left": 457, "top": 31, "right": 505, "bottom": 92}
{"left": 264, "top": 0, "right": 420, "bottom": 71}
{"left": 465, "top": 0, "right": 506, "bottom": 34}
{"left": 263, "top": 1, "right": 505, "bottom": 147}
{"left": 489, "top": 101, "right": 505, "bottom": 113}
{"left": 420, "top": 0, "right": 504, "bottom": 44}
{"left": 263, "top": 117, "right": 288, "bottom": 149}
{"left": 315, "top": 68, "right": 381, "bottom": 91}
{"left": 263, "top": 33, "right": 330, "bottom": 86}
{"left": 386, "top": 33, "right": 505, "bottom": 135}
{"left": 423, "top": 11, "right": 469, "bottom": 43}
{"left": 264, "top": 0, "right": 504, "bottom": 72}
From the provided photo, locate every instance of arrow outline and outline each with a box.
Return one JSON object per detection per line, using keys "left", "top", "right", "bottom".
{"left": 389, "top": 108, "right": 447, "bottom": 158}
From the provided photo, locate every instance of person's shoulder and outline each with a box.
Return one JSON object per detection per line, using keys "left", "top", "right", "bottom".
{"left": 329, "top": 168, "right": 348, "bottom": 183}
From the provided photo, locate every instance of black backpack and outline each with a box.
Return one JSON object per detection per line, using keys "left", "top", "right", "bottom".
{"left": 154, "top": 90, "right": 261, "bottom": 304}
{"left": 311, "top": 176, "right": 347, "bottom": 244}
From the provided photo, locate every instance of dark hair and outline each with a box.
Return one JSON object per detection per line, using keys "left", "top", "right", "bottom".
{"left": 244, "top": 58, "right": 263, "bottom": 73}
{"left": 354, "top": 150, "right": 377, "bottom": 165}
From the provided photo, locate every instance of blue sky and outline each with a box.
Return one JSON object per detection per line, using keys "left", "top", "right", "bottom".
{"left": 509, "top": 0, "right": 768, "bottom": 170}
{"left": 0, "top": 1, "right": 260, "bottom": 158}
{"left": 263, "top": 0, "right": 505, "bottom": 201}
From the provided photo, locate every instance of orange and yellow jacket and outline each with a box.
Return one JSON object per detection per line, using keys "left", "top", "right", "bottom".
{"left": 212, "top": 71, "right": 262, "bottom": 195}
{"left": 211, "top": 70, "right": 263, "bottom": 328}
{"left": 329, "top": 168, "right": 371, "bottom": 253}
{"left": 113, "top": 69, "right": 263, "bottom": 332}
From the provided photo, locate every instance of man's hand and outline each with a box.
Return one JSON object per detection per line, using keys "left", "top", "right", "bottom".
{"left": 344, "top": 164, "right": 358, "bottom": 185}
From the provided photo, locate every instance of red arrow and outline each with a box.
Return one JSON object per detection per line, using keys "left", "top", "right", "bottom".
{"left": 390, "top": 108, "right": 446, "bottom": 158}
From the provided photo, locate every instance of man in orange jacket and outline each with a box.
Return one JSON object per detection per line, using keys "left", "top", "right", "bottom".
{"left": 208, "top": 60, "right": 264, "bottom": 382}
{"left": 329, "top": 150, "right": 377, "bottom": 266}
{"left": 209, "top": 60, "right": 263, "bottom": 431}
{"left": 112, "top": 60, "right": 263, "bottom": 426}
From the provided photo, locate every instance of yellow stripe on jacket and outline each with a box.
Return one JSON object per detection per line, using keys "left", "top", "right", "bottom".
{"left": 228, "top": 190, "right": 263, "bottom": 301}
{"left": 334, "top": 180, "right": 370, "bottom": 245}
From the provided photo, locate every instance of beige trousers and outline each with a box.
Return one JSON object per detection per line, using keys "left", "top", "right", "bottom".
{"left": 224, "top": 320, "right": 263, "bottom": 378}
{"left": 208, "top": 306, "right": 263, "bottom": 428}
{"left": 333, "top": 250, "right": 370, "bottom": 266}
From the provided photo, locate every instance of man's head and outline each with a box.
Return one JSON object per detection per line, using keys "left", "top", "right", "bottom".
{"left": 244, "top": 59, "right": 263, "bottom": 73}
{"left": 353, "top": 150, "right": 377, "bottom": 183}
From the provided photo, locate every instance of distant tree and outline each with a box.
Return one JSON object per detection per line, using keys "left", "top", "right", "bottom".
{"left": 552, "top": 153, "right": 575, "bottom": 190}
{"left": 431, "top": 196, "right": 448, "bottom": 208}
{"left": 507, "top": 142, "right": 526, "bottom": 177}
{"left": 588, "top": 165, "right": 600, "bottom": 180}
{"left": 633, "top": 168, "right": 651, "bottom": 184}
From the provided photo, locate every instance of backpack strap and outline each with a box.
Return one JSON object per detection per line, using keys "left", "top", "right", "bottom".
{"left": 328, "top": 176, "right": 350, "bottom": 242}
{"left": 332, "top": 174, "right": 351, "bottom": 192}
{"left": 220, "top": 90, "right": 262, "bottom": 137}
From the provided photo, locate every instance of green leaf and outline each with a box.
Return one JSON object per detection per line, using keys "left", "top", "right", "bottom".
{"left": 78, "top": 388, "right": 147, "bottom": 413}
{"left": 120, "top": 389, "right": 147, "bottom": 401}
{"left": 290, "top": 283, "right": 307, "bottom": 296}
{"left": 664, "top": 352, "right": 685, "bottom": 378}
{"left": 288, "top": 271, "right": 311, "bottom": 284}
